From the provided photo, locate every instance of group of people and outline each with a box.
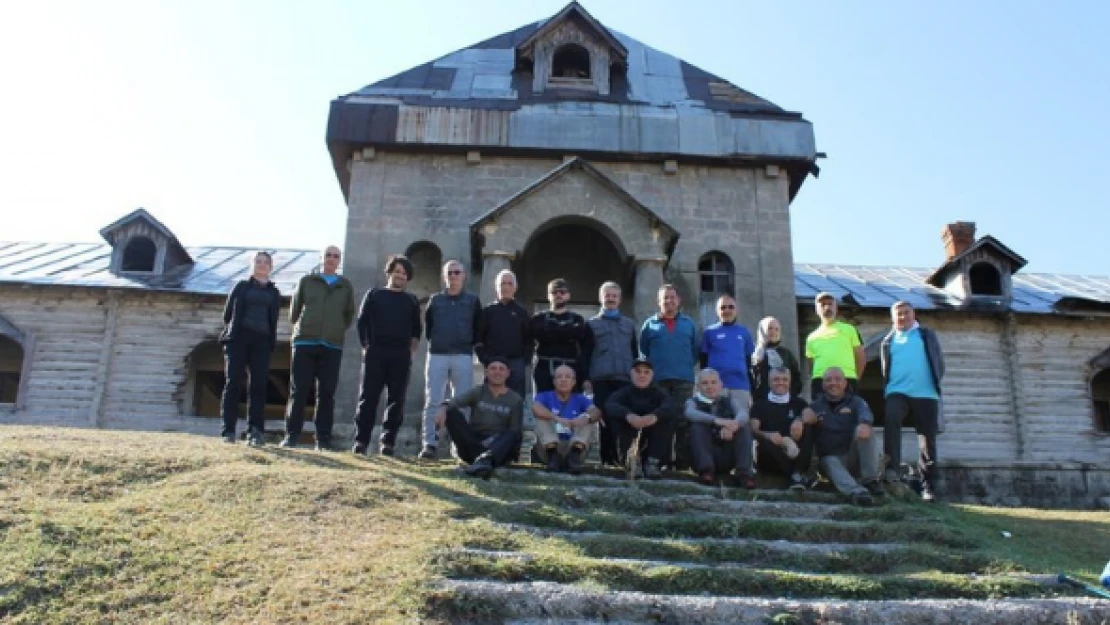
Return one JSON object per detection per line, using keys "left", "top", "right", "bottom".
{"left": 218, "top": 246, "right": 945, "bottom": 505}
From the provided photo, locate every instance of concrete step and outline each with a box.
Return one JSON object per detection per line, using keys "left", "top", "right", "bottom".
{"left": 432, "top": 579, "right": 1107, "bottom": 625}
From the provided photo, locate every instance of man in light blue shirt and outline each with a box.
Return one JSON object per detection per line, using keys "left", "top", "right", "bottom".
{"left": 880, "top": 301, "right": 945, "bottom": 502}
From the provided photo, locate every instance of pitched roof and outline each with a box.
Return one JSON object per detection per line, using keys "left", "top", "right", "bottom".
{"left": 925, "top": 235, "right": 1028, "bottom": 287}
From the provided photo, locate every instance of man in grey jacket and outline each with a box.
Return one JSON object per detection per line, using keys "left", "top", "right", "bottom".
{"left": 421, "top": 260, "right": 482, "bottom": 459}
{"left": 581, "top": 281, "right": 638, "bottom": 466}
{"left": 880, "top": 301, "right": 946, "bottom": 502}
{"left": 810, "top": 367, "right": 883, "bottom": 506}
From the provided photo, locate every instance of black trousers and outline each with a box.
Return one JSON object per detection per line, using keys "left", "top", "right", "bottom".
{"left": 220, "top": 330, "right": 273, "bottom": 436}
{"left": 592, "top": 379, "right": 629, "bottom": 465}
{"left": 611, "top": 416, "right": 676, "bottom": 466}
{"left": 285, "top": 345, "right": 343, "bottom": 439}
{"left": 810, "top": 377, "right": 858, "bottom": 399}
{"left": 354, "top": 346, "right": 412, "bottom": 447}
{"left": 533, "top": 358, "right": 582, "bottom": 394}
{"left": 756, "top": 424, "right": 816, "bottom": 477}
{"left": 658, "top": 379, "right": 694, "bottom": 469}
{"left": 884, "top": 393, "right": 939, "bottom": 487}
{"left": 444, "top": 408, "right": 521, "bottom": 467}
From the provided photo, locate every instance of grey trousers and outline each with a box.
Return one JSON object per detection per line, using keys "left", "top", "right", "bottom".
{"left": 819, "top": 435, "right": 879, "bottom": 496}
{"left": 422, "top": 353, "right": 475, "bottom": 447}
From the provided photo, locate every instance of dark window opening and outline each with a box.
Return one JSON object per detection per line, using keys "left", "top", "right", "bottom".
{"left": 1092, "top": 368, "right": 1110, "bottom": 433}
{"left": 697, "top": 251, "right": 734, "bottom": 296}
{"left": 553, "top": 44, "right": 591, "bottom": 79}
{"left": 969, "top": 262, "right": 1003, "bottom": 296}
{"left": 186, "top": 341, "right": 306, "bottom": 419}
{"left": 857, "top": 360, "right": 887, "bottom": 428}
{"left": 0, "top": 335, "right": 23, "bottom": 404}
{"left": 122, "top": 237, "right": 157, "bottom": 272}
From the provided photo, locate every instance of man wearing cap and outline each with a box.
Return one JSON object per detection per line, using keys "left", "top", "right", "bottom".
{"left": 604, "top": 357, "right": 680, "bottom": 479}
{"left": 805, "top": 292, "right": 865, "bottom": 398}
{"left": 530, "top": 278, "right": 588, "bottom": 394}
{"left": 750, "top": 367, "right": 819, "bottom": 490}
{"left": 810, "top": 367, "right": 883, "bottom": 506}
{"left": 639, "top": 284, "right": 699, "bottom": 469}
{"left": 880, "top": 301, "right": 945, "bottom": 502}
{"left": 532, "top": 364, "right": 602, "bottom": 474}
{"left": 476, "top": 269, "right": 531, "bottom": 399}
{"left": 580, "top": 281, "right": 638, "bottom": 466}
{"left": 433, "top": 356, "right": 523, "bottom": 479}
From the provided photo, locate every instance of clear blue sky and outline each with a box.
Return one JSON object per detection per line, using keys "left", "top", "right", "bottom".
{"left": 2, "top": 1, "right": 1107, "bottom": 274}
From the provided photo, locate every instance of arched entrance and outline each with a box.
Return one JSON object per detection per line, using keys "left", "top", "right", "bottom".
{"left": 518, "top": 218, "right": 629, "bottom": 315}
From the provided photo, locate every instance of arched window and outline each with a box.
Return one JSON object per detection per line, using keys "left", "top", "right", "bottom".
{"left": 552, "top": 44, "right": 591, "bottom": 79}
{"left": 698, "top": 251, "right": 734, "bottom": 296}
{"left": 1092, "top": 368, "right": 1110, "bottom": 433}
{"left": 968, "top": 262, "right": 1002, "bottom": 296}
{"left": 405, "top": 241, "right": 443, "bottom": 302}
{"left": 121, "top": 236, "right": 157, "bottom": 272}
{"left": 0, "top": 335, "right": 24, "bottom": 404}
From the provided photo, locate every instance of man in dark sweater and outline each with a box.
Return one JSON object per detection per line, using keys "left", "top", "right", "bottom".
{"left": 581, "top": 281, "right": 638, "bottom": 466}
{"left": 351, "top": 255, "right": 422, "bottom": 457}
{"left": 531, "top": 278, "right": 588, "bottom": 394}
{"left": 421, "top": 260, "right": 482, "bottom": 459}
{"left": 810, "top": 367, "right": 883, "bottom": 506}
{"left": 750, "top": 367, "right": 818, "bottom": 490}
{"left": 476, "top": 269, "right": 531, "bottom": 398}
{"left": 434, "top": 357, "right": 524, "bottom": 479}
{"left": 604, "top": 357, "right": 679, "bottom": 479}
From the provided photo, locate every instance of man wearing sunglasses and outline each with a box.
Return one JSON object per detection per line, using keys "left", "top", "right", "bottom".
{"left": 530, "top": 278, "right": 588, "bottom": 394}
{"left": 699, "top": 294, "right": 756, "bottom": 415}
{"left": 282, "top": 245, "right": 356, "bottom": 451}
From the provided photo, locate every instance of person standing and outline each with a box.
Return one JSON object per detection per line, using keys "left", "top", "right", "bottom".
{"left": 639, "top": 284, "right": 699, "bottom": 469}
{"left": 476, "top": 269, "right": 531, "bottom": 399}
{"left": 219, "top": 251, "right": 281, "bottom": 447}
{"left": 532, "top": 365, "right": 601, "bottom": 474}
{"left": 880, "top": 301, "right": 945, "bottom": 502}
{"left": 282, "top": 245, "right": 356, "bottom": 451}
{"left": 433, "top": 357, "right": 524, "bottom": 479}
{"left": 699, "top": 293, "right": 756, "bottom": 408}
{"left": 421, "top": 260, "right": 482, "bottom": 459}
{"left": 805, "top": 292, "right": 865, "bottom": 397}
{"left": 351, "top": 255, "right": 422, "bottom": 457}
{"left": 750, "top": 316, "right": 803, "bottom": 400}
{"left": 581, "top": 281, "right": 638, "bottom": 466}
{"left": 530, "top": 278, "right": 588, "bottom": 393}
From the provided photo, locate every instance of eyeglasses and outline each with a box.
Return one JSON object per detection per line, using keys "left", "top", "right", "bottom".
{"left": 719, "top": 305, "right": 736, "bottom": 310}
{"left": 325, "top": 253, "right": 341, "bottom": 259}
{"left": 447, "top": 270, "right": 463, "bottom": 276}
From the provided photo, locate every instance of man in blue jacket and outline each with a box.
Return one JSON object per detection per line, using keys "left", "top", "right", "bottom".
{"left": 699, "top": 293, "right": 755, "bottom": 414}
{"left": 880, "top": 301, "right": 945, "bottom": 502}
{"left": 639, "top": 284, "right": 699, "bottom": 469}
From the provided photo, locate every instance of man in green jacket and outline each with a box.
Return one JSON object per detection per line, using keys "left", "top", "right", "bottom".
{"left": 281, "top": 245, "right": 356, "bottom": 450}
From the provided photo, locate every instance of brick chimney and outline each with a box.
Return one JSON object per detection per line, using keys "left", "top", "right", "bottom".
{"left": 941, "top": 221, "right": 976, "bottom": 261}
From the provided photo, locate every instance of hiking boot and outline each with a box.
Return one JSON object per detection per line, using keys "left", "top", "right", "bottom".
{"left": 278, "top": 434, "right": 298, "bottom": 449}
{"left": 464, "top": 454, "right": 495, "bottom": 480}
{"left": 644, "top": 458, "right": 662, "bottom": 480}
{"left": 315, "top": 436, "right": 335, "bottom": 452}
{"left": 545, "top": 447, "right": 562, "bottom": 473}
{"left": 698, "top": 471, "right": 716, "bottom": 486}
{"left": 246, "top": 428, "right": 264, "bottom": 448}
{"left": 864, "top": 480, "right": 887, "bottom": 499}
{"left": 734, "top": 473, "right": 757, "bottom": 490}
{"left": 921, "top": 484, "right": 936, "bottom": 503}
{"left": 379, "top": 444, "right": 395, "bottom": 457}
{"left": 222, "top": 432, "right": 237, "bottom": 444}
{"left": 852, "top": 492, "right": 875, "bottom": 507}
{"left": 352, "top": 442, "right": 369, "bottom": 456}
{"left": 418, "top": 445, "right": 437, "bottom": 460}
{"left": 565, "top": 448, "right": 584, "bottom": 475}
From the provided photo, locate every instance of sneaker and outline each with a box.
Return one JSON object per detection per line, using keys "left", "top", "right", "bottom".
{"left": 278, "top": 435, "right": 297, "bottom": 449}
{"left": 565, "top": 448, "right": 584, "bottom": 475}
{"left": 734, "top": 473, "right": 757, "bottom": 490}
{"left": 644, "top": 458, "right": 662, "bottom": 480}
{"left": 802, "top": 473, "right": 821, "bottom": 490}
{"left": 222, "top": 433, "right": 237, "bottom": 444}
{"left": 921, "top": 485, "right": 936, "bottom": 503}
{"left": 379, "top": 444, "right": 395, "bottom": 457}
{"left": 545, "top": 448, "right": 562, "bottom": 473}
{"left": 352, "top": 442, "right": 369, "bottom": 456}
{"left": 852, "top": 492, "right": 876, "bottom": 507}
{"left": 246, "top": 428, "right": 264, "bottom": 448}
{"left": 463, "top": 455, "right": 494, "bottom": 479}
{"left": 864, "top": 480, "right": 886, "bottom": 499}
{"left": 315, "top": 436, "right": 334, "bottom": 452}
{"left": 418, "top": 445, "right": 437, "bottom": 460}
{"left": 698, "top": 471, "right": 716, "bottom": 486}
{"left": 788, "top": 473, "right": 807, "bottom": 492}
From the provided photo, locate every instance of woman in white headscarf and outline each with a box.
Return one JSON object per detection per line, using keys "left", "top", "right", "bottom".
{"left": 751, "top": 316, "right": 803, "bottom": 399}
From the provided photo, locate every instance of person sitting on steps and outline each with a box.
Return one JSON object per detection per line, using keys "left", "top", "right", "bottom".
{"left": 532, "top": 365, "right": 602, "bottom": 475}
{"left": 433, "top": 357, "right": 523, "bottom": 479}
{"left": 604, "top": 357, "right": 679, "bottom": 480}
{"left": 684, "top": 368, "right": 756, "bottom": 489}
{"left": 810, "top": 367, "right": 884, "bottom": 506}
{"left": 750, "top": 367, "right": 819, "bottom": 491}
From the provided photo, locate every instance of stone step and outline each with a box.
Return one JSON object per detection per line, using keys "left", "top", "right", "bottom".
{"left": 432, "top": 580, "right": 1107, "bottom": 625}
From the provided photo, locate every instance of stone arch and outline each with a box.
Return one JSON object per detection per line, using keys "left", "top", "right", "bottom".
{"left": 0, "top": 313, "right": 32, "bottom": 409}
{"left": 518, "top": 216, "right": 629, "bottom": 312}
{"left": 405, "top": 240, "right": 443, "bottom": 302}
{"left": 121, "top": 236, "right": 157, "bottom": 272}
{"left": 180, "top": 339, "right": 295, "bottom": 422}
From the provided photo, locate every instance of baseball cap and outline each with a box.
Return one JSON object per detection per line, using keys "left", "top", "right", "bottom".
{"left": 632, "top": 356, "right": 653, "bottom": 370}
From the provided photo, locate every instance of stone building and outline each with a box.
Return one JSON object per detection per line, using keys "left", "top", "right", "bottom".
{"left": 2, "top": 3, "right": 1110, "bottom": 505}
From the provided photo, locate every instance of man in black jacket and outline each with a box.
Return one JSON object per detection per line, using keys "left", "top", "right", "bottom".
{"left": 880, "top": 301, "right": 946, "bottom": 502}
{"left": 530, "top": 278, "right": 588, "bottom": 394}
{"left": 476, "top": 269, "right": 531, "bottom": 399}
{"left": 351, "top": 255, "right": 422, "bottom": 457}
{"left": 604, "top": 357, "right": 678, "bottom": 479}
{"left": 811, "top": 368, "right": 882, "bottom": 506}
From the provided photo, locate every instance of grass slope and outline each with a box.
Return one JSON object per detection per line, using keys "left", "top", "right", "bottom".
{"left": 0, "top": 426, "right": 1107, "bottom": 623}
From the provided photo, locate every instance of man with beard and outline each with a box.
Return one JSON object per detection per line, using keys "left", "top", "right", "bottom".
{"left": 530, "top": 278, "right": 588, "bottom": 393}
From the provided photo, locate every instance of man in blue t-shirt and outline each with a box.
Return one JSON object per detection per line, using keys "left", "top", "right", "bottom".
{"left": 699, "top": 294, "right": 756, "bottom": 416}
{"left": 532, "top": 364, "right": 601, "bottom": 474}
{"left": 880, "top": 301, "right": 945, "bottom": 502}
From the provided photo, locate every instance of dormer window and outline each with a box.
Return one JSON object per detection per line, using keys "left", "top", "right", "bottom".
{"left": 121, "top": 237, "right": 157, "bottom": 273}
{"left": 969, "top": 262, "right": 1003, "bottom": 296}
{"left": 553, "top": 44, "right": 591, "bottom": 79}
